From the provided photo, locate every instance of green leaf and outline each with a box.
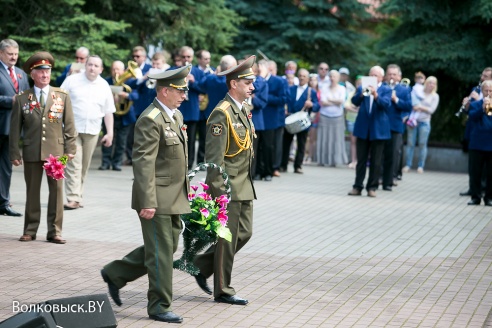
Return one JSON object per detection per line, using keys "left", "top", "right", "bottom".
{"left": 217, "top": 226, "right": 232, "bottom": 242}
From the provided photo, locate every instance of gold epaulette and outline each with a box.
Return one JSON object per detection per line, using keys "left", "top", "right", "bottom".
{"left": 218, "top": 101, "right": 230, "bottom": 111}
{"left": 147, "top": 107, "right": 161, "bottom": 120}
{"left": 57, "top": 88, "right": 68, "bottom": 94}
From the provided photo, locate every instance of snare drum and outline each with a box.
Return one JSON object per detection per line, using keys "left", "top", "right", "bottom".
{"left": 285, "top": 111, "right": 311, "bottom": 134}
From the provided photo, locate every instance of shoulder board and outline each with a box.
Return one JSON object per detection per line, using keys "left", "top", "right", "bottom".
{"left": 147, "top": 107, "right": 161, "bottom": 120}
{"left": 57, "top": 88, "right": 68, "bottom": 94}
{"left": 218, "top": 101, "right": 231, "bottom": 111}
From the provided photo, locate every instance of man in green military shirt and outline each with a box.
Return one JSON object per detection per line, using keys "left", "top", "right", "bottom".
{"left": 101, "top": 65, "right": 192, "bottom": 323}
{"left": 193, "top": 55, "right": 257, "bottom": 305}
{"left": 10, "top": 51, "right": 77, "bottom": 244}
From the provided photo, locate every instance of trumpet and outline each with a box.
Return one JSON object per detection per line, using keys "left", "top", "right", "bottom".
{"left": 363, "top": 88, "right": 371, "bottom": 96}
{"left": 456, "top": 81, "right": 482, "bottom": 117}
{"left": 485, "top": 96, "right": 492, "bottom": 116}
{"left": 146, "top": 78, "right": 156, "bottom": 89}
{"left": 388, "top": 79, "right": 396, "bottom": 89}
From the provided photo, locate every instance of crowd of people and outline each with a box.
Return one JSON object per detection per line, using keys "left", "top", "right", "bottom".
{"left": 2, "top": 37, "right": 492, "bottom": 323}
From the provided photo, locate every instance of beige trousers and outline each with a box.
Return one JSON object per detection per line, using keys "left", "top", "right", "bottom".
{"left": 64, "top": 133, "right": 99, "bottom": 203}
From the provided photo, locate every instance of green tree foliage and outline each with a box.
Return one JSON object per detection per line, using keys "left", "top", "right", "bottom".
{"left": 0, "top": 0, "right": 129, "bottom": 76}
{"left": 377, "top": 0, "right": 492, "bottom": 144}
{"left": 83, "top": 0, "right": 241, "bottom": 55}
{"left": 226, "top": 0, "right": 372, "bottom": 72}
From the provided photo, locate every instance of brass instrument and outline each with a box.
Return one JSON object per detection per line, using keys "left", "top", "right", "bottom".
{"left": 146, "top": 78, "right": 156, "bottom": 89}
{"left": 388, "top": 79, "right": 396, "bottom": 89}
{"left": 400, "top": 78, "right": 411, "bottom": 87}
{"left": 485, "top": 96, "right": 492, "bottom": 116}
{"left": 114, "top": 61, "right": 142, "bottom": 116}
{"left": 456, "top": 81, "right": 482, "bottom": 117}
{"left": 362, "top": 88, "right": 371, "bottom": 96}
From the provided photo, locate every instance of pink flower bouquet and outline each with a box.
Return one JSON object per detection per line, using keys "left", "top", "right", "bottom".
{"left": 43, "top": 154, "right": 69, "bottom": 180}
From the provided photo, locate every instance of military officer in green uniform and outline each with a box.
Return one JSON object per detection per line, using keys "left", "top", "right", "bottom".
{"left": 193, "top": 55, "right": 257, "bottom": 305}
{"left": 9, "top": 51, "right": 77, "bottom": 244}
{"left": 101, "top": 65, "right": 192, "bottom": 324}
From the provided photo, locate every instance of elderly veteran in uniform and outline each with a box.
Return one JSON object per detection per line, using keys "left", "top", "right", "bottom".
{"left": 100, "top": 65, "right": 191, "bottom": 324}
{"left": 9, "top": 52, "right": 77, "bottom": 244}
{"left": 192, "top": 55, "right": 256, "bottom": 306}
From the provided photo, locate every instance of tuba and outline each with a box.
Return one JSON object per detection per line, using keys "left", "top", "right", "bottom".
{"left": 114, "top": 61, "right": 142, "bottom": 116}
{"left": 400, "top": 78, "right": 411, "bottom": 87}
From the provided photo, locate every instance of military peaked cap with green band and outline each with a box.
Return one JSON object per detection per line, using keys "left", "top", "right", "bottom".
{"left": 149, "top": 64, "right": 191, "bottom": 91}
{"left": 218, "top": 55, "right": 256, "bottom": 80}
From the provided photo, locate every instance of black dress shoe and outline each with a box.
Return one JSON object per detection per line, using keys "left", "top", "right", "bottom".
{"left": 467, "top": 199, "right": 481, "bottom": 205}
{"left": 460, "top": 190, "right": 472, "bottom": 196}
{"left": 112, "top": 167, "right": 122, "bottom": 171}
{"left": 98, "top": 166, "right": 109, "bottom": 170}
{"left": 0, "top": 207, "right": 22, "bottom": 217}
{"left": 101, "top": 269, "right": 122, "bottom": 306}
{"left": 264, "top": 175, "right": 272, "bottom": 181}
{"left": 382, "top": 186, "right": 392, "bottom": 191}
{"left": 484, "top": 199, "right": 492, "bottom": 206}
{"left": 253, "top": 174, "right": 261, "bottom": 181}
{"left": 149, "top": 312, "right": 183, "bottom": 323}
{"left": 214, "top": 295, "right": 248, "bottom": 305}
{"left": 193, "top": 273, "right": 212, "bottom": 295}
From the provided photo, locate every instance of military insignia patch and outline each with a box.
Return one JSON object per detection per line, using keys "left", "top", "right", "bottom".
{"left": 212, "top": 124, "right": 223, "bottom": 136}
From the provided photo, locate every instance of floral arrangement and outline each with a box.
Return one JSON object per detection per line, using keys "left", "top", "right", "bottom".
{"left": 43, "top": 154, "right": 68, "bottom": 180}
{"left": 174, "top": 163, "right": 232, "bottom": 275}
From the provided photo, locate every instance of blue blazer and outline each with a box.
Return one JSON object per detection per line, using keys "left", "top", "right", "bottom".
{"left": 287, "top": 85, "right": 320, "bottom": 115}
{"left": 352, "top": 85, "right": 392, "bottom": 140}
{"left": 196, "top": 74, "right": 228, "bottom": 120}
{"left": 464, "top": 85, "right": 482, "bottom": 141}
{"left": 468, "top": 99, "right": 492, "bottom": 151}
{"left": 55, "top": 63, "right": 71, "bottom": 86}
{"left": 263, "top": 75, "right": 288, "bottom": 130}
{"left": 125, "top": 63, "right": 153, "bottom": 118}
{"left": 105, "top": 76, "right": 137, "bottom": 126}
{"left": 385, "top": 83, "right": 412, "bottom": 134}
{"left": 251, "top": 76, "right": 269, "bottom": 131}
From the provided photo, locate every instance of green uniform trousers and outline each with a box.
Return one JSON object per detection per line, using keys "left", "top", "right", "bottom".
{"left": 194, "top": 200, "right": 253, "bottom": 297}
{"left": 104, "top": 214, "right": 182, "bottom": 315}
{"left": 23, "top": 161, "right": 63, "bottom": 239}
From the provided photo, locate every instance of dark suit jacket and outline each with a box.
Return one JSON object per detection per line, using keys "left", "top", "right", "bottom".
{"left": 352, "top": 85, "right": 392, "bottom": 140}
{"left": 386, "top": 83, "right": 412, "bottom": 134}
{"left": 126, "top": 63, "right": 153, "bottom": 118}
{"left": 251, "top": 76, "right": 269, "bottom": 131}
{"left": 0, "top": 65, "right": 30, "bottom": 135}
{"left": 131, "top": 99, "right": 190, "bottom": 214}
{"left": 287, "top": 85, "right": 320, "bottom": 115}
{"left": 263, "top": 75, "right": 288, "bottom": 130}
{"left": 468, "top": 99, "right": 492, "bottom": 152}
{"left": 196, "top": 74, "right": 228, "bottom": 120}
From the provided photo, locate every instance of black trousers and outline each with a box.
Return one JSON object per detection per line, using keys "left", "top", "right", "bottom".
{"left": 257, "top": 129, "right": 274, "bottom": 177}
{"left": 354, "top": 138, "right": 385, "bottom": 191}
{"left": 382, "top": 131, "right": 402, "bottom": 188}
{"left": 273, "top": 127, "right": 284, "bottom": 170}
{"left": 469, "top": 149, "right": 492, "bottom": 202}
{"left": 251, "top": 131, "right": 262, "bottom": 177}
{"left": 185, "top": 121, "right": 198, "bottom": 170}
{"left": 281, "top": 128, "right": 308, "bottom": 170}
{"left": 197, "top": 119, "right": 207, "bottom": 165}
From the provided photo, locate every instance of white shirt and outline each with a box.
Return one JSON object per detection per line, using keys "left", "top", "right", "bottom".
{"left": 228, "top": 93, "right": 244, "bottom": 112}
{"left": 156, "top": 98, "right": 176, "bottom": 123}
{"left": 34, "top": 85, "right": 50, "bottom": 106}
{"left": 296, "top": 84, "right": 308, "bottom": 101}
{"left": 318, "top": 76, "right": 331, "bottom": 90}
{"left": 369, "top": 82, "right": 382, "bottom": 113}
{"left": 320, "top": 84, "right": 346, "bottom": 117}
{"left": 61, "top": 73, "right": 115, "bottom": 135}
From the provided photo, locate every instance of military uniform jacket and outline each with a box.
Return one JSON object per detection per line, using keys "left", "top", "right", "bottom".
{"left": 205, "top": 93, "right": 256, "bottom": 201}
{"left": 131, "top": 99, "right": 191, "bottom": 215}
{"left": 9, "top": 87, "right": 77, "bottom": 162}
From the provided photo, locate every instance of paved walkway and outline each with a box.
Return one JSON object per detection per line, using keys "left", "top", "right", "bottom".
{"left": 1, "top": 156, "right": 491, "bottom": 327}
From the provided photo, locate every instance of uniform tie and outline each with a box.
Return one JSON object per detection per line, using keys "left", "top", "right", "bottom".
{"left": 8, "top": 67, "right": 19, "bottom": 93}
{"left": 39, "top": 91, "right": 45, "bottom": 109}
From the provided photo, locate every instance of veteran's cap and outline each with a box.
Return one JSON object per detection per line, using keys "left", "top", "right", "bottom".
{"left": 148, "top": 64, "right": 191, "bottom": 91}
{"left": 23, "top": 51, "right": 55, "bottom": 73}
{"left": 217, "top": 55, "right": 256, "bottom": 80}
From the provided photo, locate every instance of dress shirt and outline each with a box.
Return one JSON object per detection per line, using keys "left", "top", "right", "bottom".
{"left": 1, "top": 61, "right": 17, "bottom": 82}
{"left": 34, "top": 85, "right": 50, "bottom": 107}
{"left": 61, "top": 73, "right": 115, "bottom": 135}
{"left": 228, "top": 93, "right": 244, "bottom": 112}
{"left": 156, "top": 98, "right": 176, "bottom": 123}
{"left": 296, "top": 84, "right": 308, "bottom": 101}
{"left": 369, "top": 82, "right": 383, "bottom": 113}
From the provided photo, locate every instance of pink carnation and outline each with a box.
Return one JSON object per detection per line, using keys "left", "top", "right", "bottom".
{"left": 200, "top": 208, "right": 210, "bottom": 218}
{"left": 199, "top": 182, "right": 209, "bottom": 191}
